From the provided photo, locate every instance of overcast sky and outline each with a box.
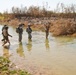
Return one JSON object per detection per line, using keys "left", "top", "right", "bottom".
{"left": 0, "top": 0, "right": 76, "bottom": 13}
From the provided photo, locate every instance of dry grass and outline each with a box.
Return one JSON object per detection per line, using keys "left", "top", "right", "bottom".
{"left": 0, "top": 18, "right": 76, "bottom": 36}
{"left": 50, "top": 19, "right": 76, "bottom": 36}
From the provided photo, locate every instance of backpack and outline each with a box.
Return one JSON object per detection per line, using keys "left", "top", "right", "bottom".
{"left": 2, "top": 29, "right": 8, "bottom": 36}
{"left": 16, "top": 27, "right": 23, "bottom": 33}
{"left": 26, "top": 28, "right": 32, "bottom": 33}
{"left": 16, "top": 27, "right": 19, "bottom": 33}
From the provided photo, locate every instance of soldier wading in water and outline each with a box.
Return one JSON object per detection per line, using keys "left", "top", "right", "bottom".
{"left": 2, "top": 26, "right": 12, "bottom": 46}
{"left": 16, "top": 23, "right": 24, "bottom": 43}
{"left": 44, "top": 23, "right": 50, "bottom": 39}
{"left": 26, "top": 23, "right": 32, "bottom": 40}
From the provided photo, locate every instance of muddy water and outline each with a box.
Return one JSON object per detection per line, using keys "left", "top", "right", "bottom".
{"left": 0, "top": 25, "right": 76, "bottom": 75}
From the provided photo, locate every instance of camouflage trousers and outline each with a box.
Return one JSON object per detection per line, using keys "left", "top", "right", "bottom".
{"left": 28, "top": 33, "right": 32, "bottom": 40}
{"left": 19, "top": 34, "right": 22, "bottom": 42}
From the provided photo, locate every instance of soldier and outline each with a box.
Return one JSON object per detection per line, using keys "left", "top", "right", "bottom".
{"left": 2, "top": 26, "right": 12, "bottom": 46}
{"left": 16, "top": 23, "right": 24, "bottom": 42}
{"left": 44, "top": 23, "right": 50, "bottom": 39}
{"left": 26, "top": 23, "right": 32, "bottom": 40}
{"left": 1, "top": 25, "right": 7, "bottom": 42}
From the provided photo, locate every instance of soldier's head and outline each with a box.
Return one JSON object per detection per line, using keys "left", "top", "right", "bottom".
{"left": 18, "top": 23, "right": 24, "bottom": 28}
{"left": 28, "top": 23, "right": 31, "bottom": 27}
{"left": 4, "top": 25, "right": 7, "bottom": 27}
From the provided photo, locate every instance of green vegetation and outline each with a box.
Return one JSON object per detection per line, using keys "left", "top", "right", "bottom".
{"left": 0, "top": 56, "right": 31, "bottom": 75}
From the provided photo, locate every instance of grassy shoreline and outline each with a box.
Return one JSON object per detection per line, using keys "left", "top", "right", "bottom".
{"left": 0, "top": 18, "right": 76, "bottom": 37}
{"left": 0, "top": 56, "right": 31, "bottom": 75}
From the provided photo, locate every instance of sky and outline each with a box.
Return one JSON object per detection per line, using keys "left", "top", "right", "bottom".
{"left": 0, "top": 0, "right": 76, "bottom": 13}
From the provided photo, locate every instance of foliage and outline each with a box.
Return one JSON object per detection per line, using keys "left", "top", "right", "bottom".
{"left": 0, "top": 56, "right": 31, "bottom": 75}
{"left": 1, "top": 3, "right": 76, "bottom": 18}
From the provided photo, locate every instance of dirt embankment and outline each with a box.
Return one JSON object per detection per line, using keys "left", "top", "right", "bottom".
{"left": 0, "top": 18, "right": 76, "bottom": 37}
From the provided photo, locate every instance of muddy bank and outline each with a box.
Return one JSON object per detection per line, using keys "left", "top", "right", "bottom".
{"left": 0, "top": 18, "right": 76, "bottom": 36}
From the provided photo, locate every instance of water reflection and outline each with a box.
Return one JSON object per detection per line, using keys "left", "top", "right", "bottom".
{"left": 55, "top": 36, "right": 75, "bottom": 45}
{"left": 45, "top": 39, "right": 50, "bottom": 50}
{"left": 3, "top": 45, "right": 10, "bottom": 59}
{"left": 1, "top": 26, "right": 76, "bottom": 75}
{"left": 16, "top": 43, "right": 25, "bottom": 57}
{"left": 26, "top": 39, "right": 32, "bottom": 52}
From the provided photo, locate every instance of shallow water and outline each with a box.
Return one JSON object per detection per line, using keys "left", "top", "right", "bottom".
{"left": 0, "top": 25, "right": 76, "bottom": 75}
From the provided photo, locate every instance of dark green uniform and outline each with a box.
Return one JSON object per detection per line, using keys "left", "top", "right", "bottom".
{"left": 26, "top": 26, "right": 32, "bottom": 40}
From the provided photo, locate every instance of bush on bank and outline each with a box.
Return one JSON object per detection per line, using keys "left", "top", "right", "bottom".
{"left": 0, "top": 56, "right": 31, "bottom": 75}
